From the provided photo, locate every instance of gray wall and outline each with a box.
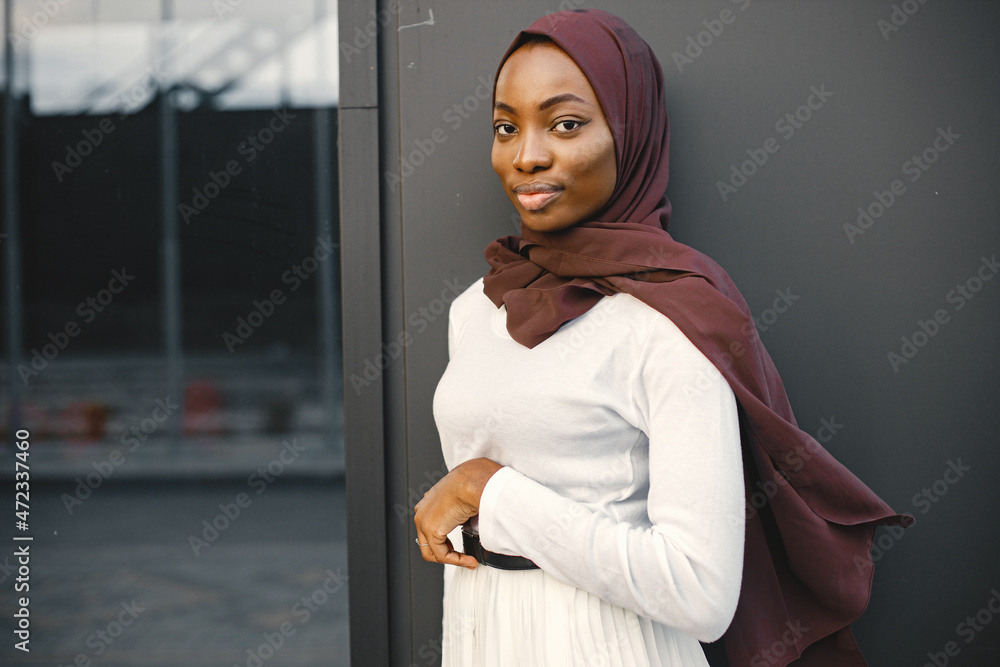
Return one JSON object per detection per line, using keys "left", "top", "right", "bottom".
{"left": 344, "top": 1, "right": 1000, "bottom": 664}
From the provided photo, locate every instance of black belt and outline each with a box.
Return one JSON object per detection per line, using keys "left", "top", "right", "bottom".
{"left": 462, "top": 529, "right": 539, "bottom": 571}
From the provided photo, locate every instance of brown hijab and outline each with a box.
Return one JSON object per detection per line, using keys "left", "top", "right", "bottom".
{"left": 483, "top": 9, "right": 913, "bottom": 666}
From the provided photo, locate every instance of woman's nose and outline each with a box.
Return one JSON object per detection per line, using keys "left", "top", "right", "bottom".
{"left": 512, "top": 130, "right": 552, "bottom": 172}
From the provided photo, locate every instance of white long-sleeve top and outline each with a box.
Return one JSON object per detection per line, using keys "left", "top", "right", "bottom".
{"left": 432, "top": 278, "right": 745, "bottom": 643}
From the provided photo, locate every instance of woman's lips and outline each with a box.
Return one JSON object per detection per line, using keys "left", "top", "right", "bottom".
{"left": 517, "top": 190, "right": 562, "bottom": 211}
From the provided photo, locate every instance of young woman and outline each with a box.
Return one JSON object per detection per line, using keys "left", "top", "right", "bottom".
{"left": 413, "top": 9, "right": 911, "bottom": 666}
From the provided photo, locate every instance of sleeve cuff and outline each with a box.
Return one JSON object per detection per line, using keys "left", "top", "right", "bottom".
{"left": 476, "top": 465, "right": 525, "bottom": 556}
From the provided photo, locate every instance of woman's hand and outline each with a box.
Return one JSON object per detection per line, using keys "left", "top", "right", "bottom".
{"left": 414, "top": 457, "right": 503, "bottom": 570}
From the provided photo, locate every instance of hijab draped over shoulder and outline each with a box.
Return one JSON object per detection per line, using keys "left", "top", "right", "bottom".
{"left": 483, "top": 9, "right": 912, "bottom": 666}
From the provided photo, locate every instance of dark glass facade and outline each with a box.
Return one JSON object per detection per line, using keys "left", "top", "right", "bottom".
{"left": 1, "top": 1, "right": 347, "bottom": 664}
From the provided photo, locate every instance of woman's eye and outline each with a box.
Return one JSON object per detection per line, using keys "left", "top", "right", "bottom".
{"left": 494, "top": 123, "right": 516, "bottom": 136}
{"left": 554, "top": 120, "right": 584, "bottom": 132}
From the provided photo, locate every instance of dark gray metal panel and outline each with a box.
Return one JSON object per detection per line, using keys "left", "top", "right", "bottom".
{"left": 341, "top": 0, "right": 423, "bottom": 665}
{"left": 340, "top": 103, "right": 390, "bottom": 667}
{"left": 389, "top": 1, "right": 1000, "bottom": 665}
{"left": 339, "top": 1, "right": 389, "bottom": 665}
{"left": 338, "top": 0, "right": 380, "bottom": 109}
{"left": 377, "top": 4, "right": 415, "bottom": 667}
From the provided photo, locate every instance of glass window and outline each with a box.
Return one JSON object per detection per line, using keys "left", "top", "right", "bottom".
{"left": 1, "top": 1, "right": 348, "bottom": 664}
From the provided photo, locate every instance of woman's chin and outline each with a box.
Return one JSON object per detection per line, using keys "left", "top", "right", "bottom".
{"left": 519, "top": 211, "right": 580, "bottom": 233}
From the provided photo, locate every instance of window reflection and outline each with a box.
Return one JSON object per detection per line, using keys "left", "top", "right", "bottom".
{"left": 1, "top": 1, "right": 347, "bottom": 664}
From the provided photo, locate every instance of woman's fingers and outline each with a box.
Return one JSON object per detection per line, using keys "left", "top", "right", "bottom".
{"left": 413, "top": 461, "right": 498, "bottom": 570}
{"left": 413, "top": 525, "right": 478, "bottom": 569}
{"left": 427, "top": 536, "right": 478, "bottom": 570}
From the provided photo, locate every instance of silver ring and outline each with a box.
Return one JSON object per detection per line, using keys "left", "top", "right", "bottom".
{"left": 415, "top": 538, "right": 430, "bottom": 547}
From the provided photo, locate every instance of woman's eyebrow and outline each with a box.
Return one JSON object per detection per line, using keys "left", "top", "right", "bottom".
{"left": 494, "top": 93, "right": 592, "bottom": 115}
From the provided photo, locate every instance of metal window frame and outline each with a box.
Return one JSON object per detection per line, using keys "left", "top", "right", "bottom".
{"left": 339, "top": 1, "right": 407, "bottom": 665}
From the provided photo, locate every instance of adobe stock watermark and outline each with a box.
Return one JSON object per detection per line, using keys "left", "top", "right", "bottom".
{"left": 230, "top": 568, "right": 348, "bottom": 667}
{"left": 50, "top": 33, "right": 198, "bottom": 182}
{"left": 179, "top": 108, "right": 297, "bottom": 225}
{"left": 877, "top": 0, "right": 932, "bottom": 41}
{"left": 395, "top": 462, "right": 448, "bottom": 524}
{"left": 920, "top": 586, "right": 999, "bottom": 667}
{"left": 753, "top": 287, "right": 799, "bottom": 333}
{"left": 886, "top": 253, "right": 996, "bottom": 373}
{"left": 672, "top": 0, "right": 753, "bottom": 73}
{"left": 18, "top": 268, "right": 136, "bottom": 385}
{"left": 49, "top": 61, "right": 183, "bottom": 181}
{"left": 528, "top": 458, "right": 633, "bottom": 556}
{"left": 717, "top": 84, "right": 833, "bottom": 201}
{"left": 61, "top": 397, "right": 180, "bottom": 515}
{"left": 749, "top": 619, "right": 809, "bottom": 667}
{"left": 682, "top": 287, "right": 799, "bottom": 408}
{"left": 111, "top": 50, "right": 194, "bottom": 118}
{"left": 421, "top": 616, "right": 477, "bottom": 667}
{"left": 6, "top": 0, "right": 73, "bottom": 53}
{"left": 554, "top": 296, "right": 620, "bottom": 360}
{"left": 222, "top": 235, "right": 338, "bottom": 352}
{"left": 550, "top": 0, "right": 587, "bottom": 17}
{"left": 0, "top": 555, "right": 16, "bottom": 585}
{"left": 340, "top": 0, "right": 404, "bottom": 63}
{"left": 437, "top": 607, "right": 647, "bottom": 667}
{"left": 188, "top": 438, "right": 306, "bottom": 556}
{"left": 583, "top": 615, "right": 644, "bottom": 667}
{"left": 348, "top": 277, "right": 469, "bottom": 395}
{"left": 844, "top": 126, "right": 960, "bottom": 244}
{"left": 50, "top": 117, "right": 118, "bottom": 183}
{"left": 212, "top": 0, "right": 252, "bottom": 20}
{"left": 385, "top": 76, "right": 494, "bottom": 192}
{"left": 729, "top": 416, "right": 845, "bottom": 526}
{"left": 53, "top": 600, "right": 145, "bottom": 666}
{"left": 856, "top": 458, "right": 968, "bottom": 574}
{"left": 393, "top": 406, "right": 505, "bottom": 524}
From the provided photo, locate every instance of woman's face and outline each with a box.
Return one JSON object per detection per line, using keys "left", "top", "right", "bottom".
{"left": 492, "top": 41, "right": 617, "bottom": 233}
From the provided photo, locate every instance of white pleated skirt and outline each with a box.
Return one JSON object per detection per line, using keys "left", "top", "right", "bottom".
{"left": 441, "top": 564, "right": 710, "bottom": 667}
